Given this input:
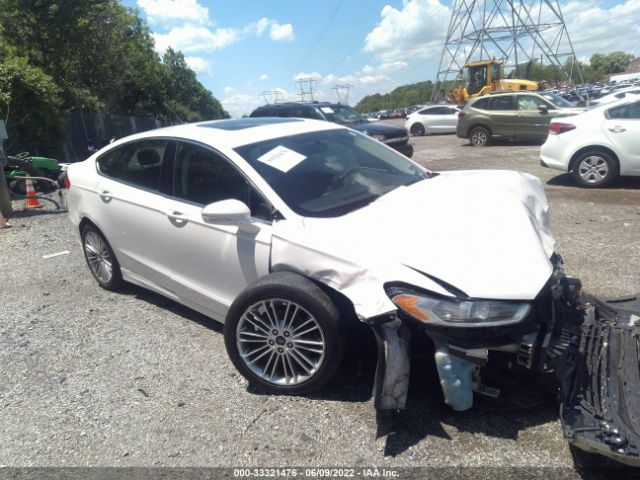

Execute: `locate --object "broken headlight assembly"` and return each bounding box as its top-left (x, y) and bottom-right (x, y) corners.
top-left (389, 289), bottom-right (531, 327)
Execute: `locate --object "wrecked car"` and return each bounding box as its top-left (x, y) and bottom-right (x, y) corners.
top-left (66, 117), bottom-right (640, 467)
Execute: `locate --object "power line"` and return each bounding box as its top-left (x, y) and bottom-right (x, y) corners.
top-left (332, 83), bottom-right (354, 104)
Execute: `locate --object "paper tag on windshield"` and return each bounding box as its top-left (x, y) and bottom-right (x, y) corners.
top-left (320, 107), bottom-right (334, 114)
top-left (257, 145), bottom-right (306, 173)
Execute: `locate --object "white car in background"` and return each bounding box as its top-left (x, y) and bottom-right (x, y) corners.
top-left (405, 105), bottom-right (461, 136)
top-left (540, 95), bottom-right (640, 187)
top-left (590, 85), bottom-right (640, 107)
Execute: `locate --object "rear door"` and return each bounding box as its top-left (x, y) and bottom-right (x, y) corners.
top-left (603, 100), bottom-right (640, 173)
top-left (94, 139), bottom-right (177, 289)
top-left (486, 95), bottom-right (516, 138)
top-left (514, 95), bottom-right (555, 139)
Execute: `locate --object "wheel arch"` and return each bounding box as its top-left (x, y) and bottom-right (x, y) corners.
top-left (269, 264), bottom-right (360, 327)
top-left (568, 145), bottom-right (620, 173)
top-left (467, 123), bottom-right (492, 137)
top-left (78, 216), bottom-right (122, 265)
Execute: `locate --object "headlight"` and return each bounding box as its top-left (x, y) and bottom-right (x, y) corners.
top-left (390, 291), bottom-right (531, 326)
top-left (371, 134), bottom-right (386, 141)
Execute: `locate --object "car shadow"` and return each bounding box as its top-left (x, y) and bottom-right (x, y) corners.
top-left (118, 283), bottom-right (223, 334)
top-left (460, 139), bottom-right (546, 147)
top-left (547, 172), bottom-right (640, 190)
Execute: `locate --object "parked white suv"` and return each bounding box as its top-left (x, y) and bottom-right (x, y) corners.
top-left (540, 95), bottom-right (640, 187)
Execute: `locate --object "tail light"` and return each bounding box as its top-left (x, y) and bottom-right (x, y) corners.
top-left (549, 122), bottom-right (576, 134)
top-left (64, 174), bottom-right (71, 190)
top-left (458, 112), bottom-right (466, 119)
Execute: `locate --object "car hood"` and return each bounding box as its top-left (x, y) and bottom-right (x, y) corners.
top-left (350, 122), bottom-right (408, 138)
top-left (270, 170), bottom-right (555, 319)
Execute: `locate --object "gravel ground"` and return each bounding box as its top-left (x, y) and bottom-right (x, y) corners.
top-left (1, 126), bottom-right (639, 475)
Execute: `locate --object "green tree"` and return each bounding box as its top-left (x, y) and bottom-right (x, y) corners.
top-left (590, 51), bottom-right (635, 76)
top-left (355, 81), bottom-right (434, 112)
top-left (0, 56), bottom-right (62, 154)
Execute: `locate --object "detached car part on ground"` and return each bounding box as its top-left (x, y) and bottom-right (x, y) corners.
top-left (66, 118), bottom-right (639, 468)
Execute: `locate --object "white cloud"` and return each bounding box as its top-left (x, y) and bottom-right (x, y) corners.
top-left (363, 0), bottom-right (451, 62)
top-left (293, 71), bottom-right (322, 81)
top-left (252, 18), bottom-right (295, 42)
top-left (269, 23), bottom-right (294, 42)
top-left (223, 86), bottom-right (235, 95)
top-left (561, 0), bottom-right (640, 57)
top-left (185, 56), bottom-right (212, 76)
top-left (137, 0), bottom-right (210, 25)
top-left (152, 24), bottom-right (239, 53)
top-left (259, 74), bottom-right (269, 81)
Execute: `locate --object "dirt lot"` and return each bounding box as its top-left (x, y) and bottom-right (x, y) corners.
top-left (1, 123), bottom-right (640, 473)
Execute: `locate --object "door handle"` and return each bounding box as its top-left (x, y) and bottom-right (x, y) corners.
top-left (608, 126), bottom-right (626, 133)
top-left (99, 190), bottom-right (112, 202)
top-left (165, 209), bottom-right (188, 223)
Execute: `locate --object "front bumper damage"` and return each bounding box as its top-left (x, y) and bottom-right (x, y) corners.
top-left (370, 266), bottom-right (640, 467)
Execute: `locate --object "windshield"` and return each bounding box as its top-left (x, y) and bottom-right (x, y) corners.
top-left (540, 92), bottom-right (574, 108)
top-left (234, 129), bottom-right (428, 218)
top-left (325, 104), bottom-right (367, 125)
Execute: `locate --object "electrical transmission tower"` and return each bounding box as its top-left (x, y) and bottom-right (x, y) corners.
top-left (262, 90), bottom-right (284, 104)
top-left (332, 84), bottom-right (354, 105)
top-left (296, 77), bottom-right (318, 102)
top-left (433, 0), bottom-right (583, 101)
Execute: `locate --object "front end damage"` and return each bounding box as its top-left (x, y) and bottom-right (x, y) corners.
top-left (370, 259), bottom-right (640, 467)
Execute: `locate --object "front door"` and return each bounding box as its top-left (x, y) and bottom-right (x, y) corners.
top-left (514, 95), bottom-right (555, 139)
top-left (158, 141), bottom-right (273, 319)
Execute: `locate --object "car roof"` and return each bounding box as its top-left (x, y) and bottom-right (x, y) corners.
top-left (103, 117), bottom-right (346, 151)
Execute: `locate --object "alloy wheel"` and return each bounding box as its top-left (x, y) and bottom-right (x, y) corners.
top-left (578, 155), bottom-right (609, 184)
top-left (84, 231), bottom-right (113, 284)
top-left (236, 299), bottom-right (326, 386)
top-left (471, 129), bottom-right (488, 146)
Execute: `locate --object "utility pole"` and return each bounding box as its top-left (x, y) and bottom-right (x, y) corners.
top-left (262, 90), bottom-right (284, 104)
top-left (432, 0), bottom-right (584, 102)
top-left (295, 77), bottom-right (318, 102)
top-left (0, 121), bottom-right (12, 217)
top-left (332, 83), bottom-right (354, 105)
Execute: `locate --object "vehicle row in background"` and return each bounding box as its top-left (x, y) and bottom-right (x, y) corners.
top-left (250, 102), bottom-right (413, 158)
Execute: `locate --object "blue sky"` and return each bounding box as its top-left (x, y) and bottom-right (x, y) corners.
top-left (123, 0), bottom-right (640, 117)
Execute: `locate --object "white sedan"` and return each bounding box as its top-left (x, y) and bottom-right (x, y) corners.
top-left (590, 85), bottom-right (640, 107)
top-left (404, 105), bottom-right (461, 136)
top-left (67, 117), bottom-right (557, 409)
top-left (540, 95), bottom-right (640, 187)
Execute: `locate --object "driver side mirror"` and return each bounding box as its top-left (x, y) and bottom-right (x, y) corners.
top-left (538, 105), bottom-right (549, 114)
top-left (201, 199), bottom-right (251, 224)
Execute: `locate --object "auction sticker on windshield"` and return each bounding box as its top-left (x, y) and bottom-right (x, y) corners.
top-left (257, 145), bottom-right (306, 173)
top-left (320, 107), bottom-right (334, 114)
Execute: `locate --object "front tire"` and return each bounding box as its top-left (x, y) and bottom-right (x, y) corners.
top-left (571, 150), bottom-right (618, 188)
top-left (469, 126), bottom-right (490, 146)
top-left (224, 272), bottom-right (344, 395)
top-left (81, 225), bottom-right (123, 290)
top-left (410, 123), bottom-right (426, 136)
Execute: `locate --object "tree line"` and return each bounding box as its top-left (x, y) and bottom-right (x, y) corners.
top-left (355, 51), bottom-right (636, 113)
top-left (0, 0), bottom-right (228, 156)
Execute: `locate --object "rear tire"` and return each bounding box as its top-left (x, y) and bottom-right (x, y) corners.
top-left (469, 126), bottom-right (490, 146)
top-left (224, 272), bottom-right (344, 395)
top-left (81, 225), bottom-right (123, 290)
top-left (410, 123), bottom-right (426, 136)
top-left (571, 150), bottom-right (618, 188)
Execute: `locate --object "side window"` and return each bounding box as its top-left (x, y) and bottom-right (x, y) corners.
top-left (98, 139), bottom-right (168, 191)
top-left (517, 95), bottom-right (550, 110)
top-left (173, 142), bottom-right (272, 221)
top-left (302, 108), bottom-right (323, 119)
top-left (488, 96), bottom-right (515, 110)
top-left (429, 107), bottom-right (449, 115)
top-left (417, 108), bottom-right (432, 115)
top-left (606, 101), bottom-right (640, 119)
top-left (472, 98), bottom-right (489, 109)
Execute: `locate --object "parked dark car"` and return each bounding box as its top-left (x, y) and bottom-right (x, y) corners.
top-left (250, 102), bottom-right (413, 157)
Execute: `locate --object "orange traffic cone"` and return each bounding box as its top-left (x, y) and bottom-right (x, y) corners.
top-left (25, 175), bottom-right (42, 209)
top-left (0, 210), bottom-right (10, 228)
